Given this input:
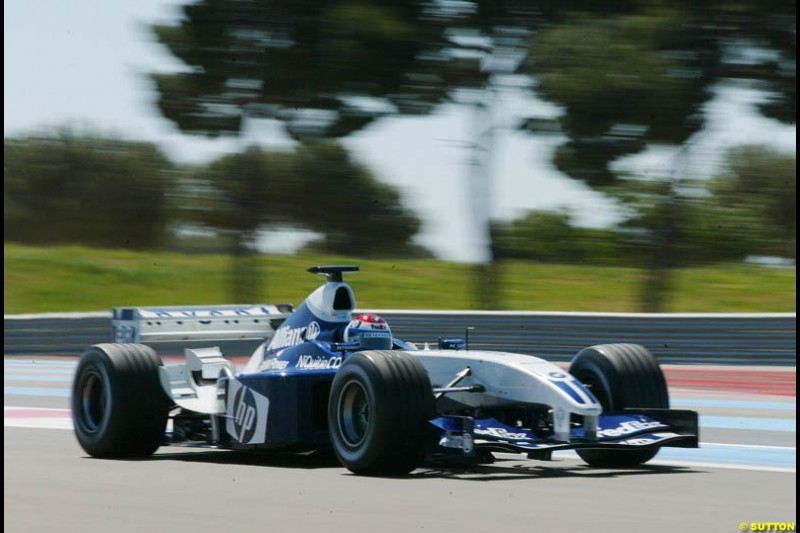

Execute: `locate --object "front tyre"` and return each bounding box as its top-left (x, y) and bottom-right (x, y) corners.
top-left (569, 343), bottom-right (669, 467)
top-left (328, 350), bottom-right (435, 476)
top-left (71, 343), bottom-right (170, 458)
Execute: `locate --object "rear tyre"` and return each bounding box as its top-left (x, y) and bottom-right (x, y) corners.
top-left (328, 350), bottom-right (435, 476)
top-left (71, 343), bottom-right (170, 458)
top-left (569, 343), bottom-right (668, 467)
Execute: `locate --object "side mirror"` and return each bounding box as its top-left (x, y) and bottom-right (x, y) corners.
top-left (438, 338), bottom-right (466, 350)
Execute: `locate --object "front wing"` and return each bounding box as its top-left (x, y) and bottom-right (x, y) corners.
top-left (432, 409), bottom-right (698, 456)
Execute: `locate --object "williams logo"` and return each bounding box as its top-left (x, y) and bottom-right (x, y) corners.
top-left (225, 379), bottom-right (270, 444)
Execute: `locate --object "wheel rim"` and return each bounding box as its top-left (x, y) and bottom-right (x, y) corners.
top-left (78, 368), bottom-right (107, 433)
top-left (337, 380), bottom-right (370, 447)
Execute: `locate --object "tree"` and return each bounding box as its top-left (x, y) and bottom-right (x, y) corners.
top-left (492, 210), bottom-right (625, 265)
top-left (186, 146), bottom-right (294, 300)
top-left (4, 129), bottom-right (173, 249)
top-left (525, 9), bottom-right (715, 310)
top-left (150, 1), bottom-right (796, 309)
top-left (523, 1), bottom-right (795, 310)
top-left (527, 8), bottom-right (717, 186)
top-left (704, 146), bottom-right (796, 259)
top-left (710, 0), bottom-right (796, 125)
top-left (150, 0), bottom-right (485, 141)
top-left (291, 142), bottom-right (425, 257)
top-left (606, 146), bottom-right (795, 280)
top-left (183, 142), bottom-right (426, 300)
top-left (151, 0), bottom-right (488, 301)
top-left (526, 1), bottom-right (795, 185)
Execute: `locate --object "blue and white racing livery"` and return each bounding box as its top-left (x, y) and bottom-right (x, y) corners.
top-left (71, 266), bottom-right (698, 474)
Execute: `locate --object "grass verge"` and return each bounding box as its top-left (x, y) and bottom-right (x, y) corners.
top-left (4, 243), bottom-right (795, 314)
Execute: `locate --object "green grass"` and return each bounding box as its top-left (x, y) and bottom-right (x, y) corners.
top-left (4, 243), bottom-right (795, 314)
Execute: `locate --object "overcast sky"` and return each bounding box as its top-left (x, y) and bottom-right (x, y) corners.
top-left (5, 0), bottom-right (796, 262)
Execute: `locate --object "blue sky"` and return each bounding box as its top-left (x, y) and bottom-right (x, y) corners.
top-left (5, 0), bottom-right (796, 261)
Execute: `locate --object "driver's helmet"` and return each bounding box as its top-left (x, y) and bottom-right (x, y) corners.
top-left (344, 313), bottom-right (393, 350)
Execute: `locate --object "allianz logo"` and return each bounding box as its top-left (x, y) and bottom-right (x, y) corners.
top-left (270, 321), bottom-right (321, 349)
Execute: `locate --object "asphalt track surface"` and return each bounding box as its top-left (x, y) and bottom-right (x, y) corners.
top-left (5, 357), bottom-right (796, 533)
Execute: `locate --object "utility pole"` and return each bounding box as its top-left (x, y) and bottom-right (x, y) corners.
top-left (467, 73), bottom-right (499, 309)
top-left (467, 39), bottom-right (527, 310)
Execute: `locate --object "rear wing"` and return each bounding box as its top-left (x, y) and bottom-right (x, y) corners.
top-left (112, 304), bottom-right (293, 344)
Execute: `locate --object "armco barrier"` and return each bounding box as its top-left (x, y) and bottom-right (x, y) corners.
top-left (374, 311), bottom-right (796, 366)
top-left (3, 311), bottom-right (796, 365)
top-left (4, 312), bottom-right (111, 357)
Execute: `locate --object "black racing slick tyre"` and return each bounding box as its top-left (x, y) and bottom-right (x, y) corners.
top-left (328, 350), bottom-right (435, 476)
top-left (569, 343), bottom-right (669, 467)
top-left (71, 343), bottom-right (170, 458)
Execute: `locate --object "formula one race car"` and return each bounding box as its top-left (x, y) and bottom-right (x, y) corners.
top-left (71, 266), bottom-right (698, 475)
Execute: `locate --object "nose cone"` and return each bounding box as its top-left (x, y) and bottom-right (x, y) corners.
top-left (546, 371), bottom-right (602, 414)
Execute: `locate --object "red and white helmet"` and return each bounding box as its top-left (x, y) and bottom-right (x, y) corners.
top-left (344, 313), bottom-right (393, 350)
